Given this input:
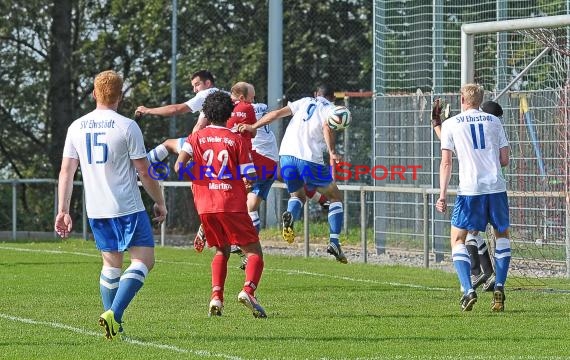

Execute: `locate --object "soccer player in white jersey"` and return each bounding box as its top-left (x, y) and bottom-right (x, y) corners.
top-left (436, 83), bottom-right (511, 312)
top-left (136, 70), bottom-right (219, 163)
top-left (433, 100), bottom-right (504, 292)
top-left (55, 70), bottom-right (167, 339)
top-left (239, 84), bottom-right (347, 264)
top-left (244, 102), bottom-right (279, 231)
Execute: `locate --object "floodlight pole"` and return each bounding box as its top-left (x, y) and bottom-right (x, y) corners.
top-left (266, 0), bottom-right (283, 227)
top-left (170, 0), bottom-right (177, 139)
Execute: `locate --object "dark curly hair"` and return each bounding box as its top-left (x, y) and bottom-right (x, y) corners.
top-left (202, 91), bottom-right (233, 126)
top-left (481, 100), bottom-right (503, 118)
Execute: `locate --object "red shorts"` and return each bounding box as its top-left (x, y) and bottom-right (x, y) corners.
top-left (252, 150), bottom-right (277, 180)
top-left (200, 212), bottom-right (259, 248)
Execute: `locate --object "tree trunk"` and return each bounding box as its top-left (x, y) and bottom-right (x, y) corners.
top-left (48, 0), bottom-right (73, 177)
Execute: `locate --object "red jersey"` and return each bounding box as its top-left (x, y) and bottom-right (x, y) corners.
top-left (228, 101), bottom-right (256, 146)
top-left (227, 100), bottom-right (276, 179)
top-left (185, 125), bottom-right (255, 214)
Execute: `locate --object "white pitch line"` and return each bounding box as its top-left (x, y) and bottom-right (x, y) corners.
top-left (0, 245), bottom-right (448, 291)
top-left (0, 246), bottom-right (202, 266)
top-left (0, 246), bottom-right (100, 258)
top-left (0, 313), bottom-right (243, 360)
top-left (267, 268), bottom-right (448, 291)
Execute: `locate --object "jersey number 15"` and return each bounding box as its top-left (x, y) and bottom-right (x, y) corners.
top-left (86, 132), bottom-right (108, 164)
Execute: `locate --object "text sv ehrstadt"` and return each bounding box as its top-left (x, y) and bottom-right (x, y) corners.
top-left (174, 162), bottom-right (421, 181)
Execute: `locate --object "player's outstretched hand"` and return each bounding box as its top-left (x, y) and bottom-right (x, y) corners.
top-left (152, 203), bottom-right (167, 225)
top-left (54, 213), bottom-right (73, 238)
top-left (135, 106), bottom-right (149, 119)
top-left (134, 111), bottom-right (143, 122)
top-left (431, 98), bottom-right (450, 128)
top-left (329, 153), bottom-right (342, 165)
top-left (243, 178), bottom-right (253, 192)
top-left (435, 198), bottom-right (447, 213)
top-left (237, 123), bottom-right (254, 134)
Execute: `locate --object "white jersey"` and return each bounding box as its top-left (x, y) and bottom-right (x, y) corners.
top-left (252, 103), bottom-right (279, 162)
top-left (279, 96), bottom-right (334, 164)
top-left (184, 87), bottom-right (219, 112)
top-left (62, 109), bottom-right (147, 218)
top-left (440, 108), bottom-right (509, 195)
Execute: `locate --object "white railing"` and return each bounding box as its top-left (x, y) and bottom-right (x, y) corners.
top-left (1, 178), bottom-right (568, 276)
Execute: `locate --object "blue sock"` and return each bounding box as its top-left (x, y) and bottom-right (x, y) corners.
top-left (494, 237), bottom-right (511, 288)
top-left (287, 197), bottom-right (304, 221)
top-left (452, 244), bottom-right (472, 294)
top-left (249, 211), bottom-right (260, 233)
top-left (99, 266), bottom-right (121, 310)
top-left (111, 262), bottom-right (149, 323)
top-left (328, 202), bottom-right (343, 246)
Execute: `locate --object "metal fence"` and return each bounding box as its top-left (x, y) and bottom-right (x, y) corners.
top-left (1, 178), bottom-right (568, 279)
top-left (373, 90), bottom-right (570, 279)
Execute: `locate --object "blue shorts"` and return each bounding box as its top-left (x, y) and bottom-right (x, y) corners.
top-left (251, 177), bottom-right (275, 200)
top-left (279, 155), bottom-right (332, 193)
top-left (451, 192), bottom-right (510, 233)
top-left (89, 210), bottom-right (155, 252)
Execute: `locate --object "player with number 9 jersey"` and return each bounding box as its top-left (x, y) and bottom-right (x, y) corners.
top-left (279, 96), bottom-right (334, 164)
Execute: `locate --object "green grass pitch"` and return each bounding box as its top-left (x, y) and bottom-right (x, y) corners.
top-left (1, 239), bottom-right (570, 359)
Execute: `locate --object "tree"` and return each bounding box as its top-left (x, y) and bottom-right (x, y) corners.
top-left (48, 0), bottom-right (72, 176)
top-left (0, 0), bottom-right (374, 234)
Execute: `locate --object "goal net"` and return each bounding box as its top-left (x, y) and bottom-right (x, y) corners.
top-left (462, 16), bottom-right (570, 285)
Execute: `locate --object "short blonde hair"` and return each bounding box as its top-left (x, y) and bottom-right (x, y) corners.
top-left (460, 83), bottom-right (484, 108)
top-left (94, 70), bottom-right (123, 106)
top-left (231, 81), bottom-right (251, 99)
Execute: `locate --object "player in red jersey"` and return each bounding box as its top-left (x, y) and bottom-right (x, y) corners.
top-left (225, 82), bottom-right (279, 268)
top-left (175, 91), bottom-right (267, 318)
top-left (227, 82), bottom-right (277, 181)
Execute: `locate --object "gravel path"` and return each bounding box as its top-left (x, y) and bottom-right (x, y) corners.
top-left (164, 235), bottom-right (568, 279)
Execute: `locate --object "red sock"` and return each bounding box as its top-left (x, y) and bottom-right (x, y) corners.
top-left (243, 253), bottom-right (264, 296)
top-left (305, 186), bottom-right (316, 199)
top-left (211, 254), bottom-right (228, 301)
top-left (318, 193), bottom-right (329, 205)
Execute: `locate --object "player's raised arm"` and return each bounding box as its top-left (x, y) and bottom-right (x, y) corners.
top-left (239, 106), bottom-right (292, 134)
top-left (135, 103), bottom-right (191, 118)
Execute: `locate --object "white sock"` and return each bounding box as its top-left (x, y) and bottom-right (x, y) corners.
top-left (147, 144), bottom-right (169, 163)
top-left (309, 191), bottom-right (323, 203)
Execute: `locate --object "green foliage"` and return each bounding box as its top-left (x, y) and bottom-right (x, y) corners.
top-left (0, 0), bottom-right (374, 234)
top-left (1, 0), bottom-right (373, 176)
top-left (2, 240), bottom-right (570, 359)
top-left (284, 0), bottom-right (372, 99)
